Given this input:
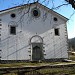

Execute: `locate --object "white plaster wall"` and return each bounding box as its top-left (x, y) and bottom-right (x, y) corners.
top-left (0, 3), bottom-right (68, 60)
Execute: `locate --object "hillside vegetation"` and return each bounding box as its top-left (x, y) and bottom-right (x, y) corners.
top-left (69, 37), bottom-right (75, 51)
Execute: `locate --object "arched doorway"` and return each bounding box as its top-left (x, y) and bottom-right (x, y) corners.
top-left (29, 34), bottom-right (45, 61)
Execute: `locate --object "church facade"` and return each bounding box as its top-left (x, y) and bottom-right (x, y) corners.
top-left (0, 2), bottom-right (68, 61)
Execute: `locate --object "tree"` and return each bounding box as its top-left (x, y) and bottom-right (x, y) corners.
top-left (65, 0), bottom-right (75, 9)
top-left (69, 38), bottom-right (75, 51)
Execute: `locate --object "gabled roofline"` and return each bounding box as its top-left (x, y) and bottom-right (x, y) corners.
top-left (37, 2), bottom-right (68, 21)
top-left (0, 2), bottom-right (68, 21)
top-left (0, 2), bottom-right (36, 14)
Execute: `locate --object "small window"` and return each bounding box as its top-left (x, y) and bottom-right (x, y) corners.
top-left (0, 24), bottom-right (2, 26)
top-left (54, 28), bottom-right (59, 36)
top-left (10, 13), bottom-right (16, 18)
top-left (53, 17), bottom-right (58, 21)
top-left (31, 8), bottom-right (40, 18)
top-left (0, 19), bottom-right (2, 21)
top-left (10, 26), bottom-right (16, 35)
top-left (33, 10), bottom-right (39, 17)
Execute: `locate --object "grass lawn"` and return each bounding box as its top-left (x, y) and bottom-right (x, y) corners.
top-left (0, 54), bottom-right (75, 75)
top-left (69, 55), bottom-right (75, 61)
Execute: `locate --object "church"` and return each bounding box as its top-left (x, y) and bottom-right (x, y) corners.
top-left (0, 2), bottom-right (68, 61)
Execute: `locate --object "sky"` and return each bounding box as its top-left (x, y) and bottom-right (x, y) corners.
top-left (0, 0), bottom-right (75, 39)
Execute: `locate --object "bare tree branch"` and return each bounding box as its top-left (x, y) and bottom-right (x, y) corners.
top-left (52, 3), bottom-right (69, 10)
top-left (69, 11), bottom-right (75, 19)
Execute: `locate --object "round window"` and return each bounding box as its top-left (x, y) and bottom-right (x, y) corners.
top-left (53, 17), bottom-right (58, 21)
top-left (31, 8), bottom-right (40, 18)
top-left (10, 13), bottom-right (16, 18)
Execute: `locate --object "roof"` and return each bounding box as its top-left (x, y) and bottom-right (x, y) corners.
top-left (0, 2), bottom-right (68, 21)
